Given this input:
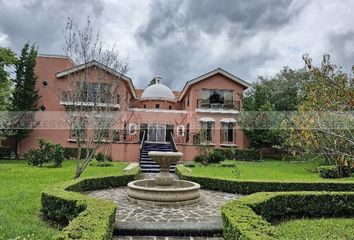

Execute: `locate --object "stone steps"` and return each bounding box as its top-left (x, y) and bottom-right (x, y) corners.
top-left (140, 143), bottom-right (177, 173)
top-left (114, 221), bottom-right (224, 237)
top-left (114, 236), bottom-right (224, 240)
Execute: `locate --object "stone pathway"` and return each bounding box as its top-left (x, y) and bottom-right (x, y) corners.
top-left (88, 187), bottom-right (238, 224)
top-left (113, 236), bottom-right (224, 240)
top-left (86, 174), bottom-right (241, 238)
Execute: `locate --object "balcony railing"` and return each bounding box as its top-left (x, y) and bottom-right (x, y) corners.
top-left (197, 99), bottom-right (240, 111)
top-left (61, 92), bottom-right (120, 108)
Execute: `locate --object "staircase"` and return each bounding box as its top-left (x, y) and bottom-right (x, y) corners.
top-left (140, 142), bottom-right (177, 173)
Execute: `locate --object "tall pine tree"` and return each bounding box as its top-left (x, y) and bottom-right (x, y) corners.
top-left (11, 43), bottom-right (39, 156)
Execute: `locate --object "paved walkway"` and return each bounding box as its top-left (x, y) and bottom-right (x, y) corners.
top-left (113, 237), bottom-right (224, 240)
top-left (86, 174), bottom-right (241, 238)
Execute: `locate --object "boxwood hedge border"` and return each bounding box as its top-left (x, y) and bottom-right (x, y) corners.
top-left (176, 165), bottom-right (354, 194)
top-left (41, 167), bottom-right (140, 240)
top-left (222, 191), bottom-right (354, 240)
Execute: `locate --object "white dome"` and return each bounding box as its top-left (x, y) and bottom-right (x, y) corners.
top-left (141, 83), bottom-right (175, 100)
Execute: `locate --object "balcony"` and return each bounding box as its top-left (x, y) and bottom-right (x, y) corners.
top-left (60, 92), bottom-right (120, 109)
top-left (196, 99), bottom-right (240, 113)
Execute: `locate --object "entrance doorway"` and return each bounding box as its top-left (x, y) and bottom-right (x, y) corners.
top-left (148, 124), bottom-right (165, 142)
top-left (146, 123), bottom-right (174, 142)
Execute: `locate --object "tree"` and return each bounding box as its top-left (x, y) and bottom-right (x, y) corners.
top-left (243, 67), bottom-right (309, 149)
top-left (194, 131), bottom-right (214, 165)
top-left (10, 43), bottom-right (39, 155)
top-left (59, 18), bottom-right (128, 178)
top-left (0, 47), bottom-right (17, 145)
top-left (286, 54), bottom-right (354, 177)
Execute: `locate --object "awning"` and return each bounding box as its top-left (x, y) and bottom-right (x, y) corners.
top-left (220, 118), bottom-right (236, 123)
top-left (199, 117), bottom-right (215, 122)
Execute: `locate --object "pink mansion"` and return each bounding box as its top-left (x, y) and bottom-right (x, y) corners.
top-left (11, 54), bottom-right (251, 171)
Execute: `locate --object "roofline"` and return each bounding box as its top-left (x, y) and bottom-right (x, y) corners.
top-left (37, 53), bottom-right (71, 59)
top-left (178, 68), bottom-right (251, 101)
top-left (55, 60), bottom-right (137, 99)
top-left (138, 97), bottom-right (177, 102)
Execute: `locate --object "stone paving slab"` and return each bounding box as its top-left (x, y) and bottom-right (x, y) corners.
top-left (86, 173), bottom-right (241, 237)
top-left (113, 236), bottom-right (224, 240)
top-left (87, 187), bottom-right (241, 236)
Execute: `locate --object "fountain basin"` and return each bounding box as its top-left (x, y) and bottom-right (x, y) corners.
top-left (127, 179), bottom-right (201, 206)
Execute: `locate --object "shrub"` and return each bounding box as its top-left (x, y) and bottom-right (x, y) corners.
top-left (41, 167), bottom-right (140, 239)
top-left (24, 149), bottom-right (42, 166)
top-left (63, 148), bottom-right (93, 159)
top-left (318, 165), bottom-right (339, 178)
top-left (89, 159), bottom-right (113, 167)
top-left (106, 156), bottom-right (113, 162)
top-left (183, 162), bottom-right (196, 168)
top-left (318, 165), bottom-right (352, 179)
top-left (233, 149), bottom-right (262, 161)
top-left (52, 144), bottom-right (65, 167)
top-left (0, 147), bottom-right (11, 158)
top-left (25, 139), bottom-right (64, 167)
top-left (193, 155), bottom-right (204, 163)
top-left (214, 148), bottom-right (234, 160)
top-left (208, 150), bottom-right (225, 164)
top-left (95, 152), bottom-right (105, 162)
top-left (222, 192), bottom-right (354, 240)
top-left (176, 165), bottom-right (354, 194)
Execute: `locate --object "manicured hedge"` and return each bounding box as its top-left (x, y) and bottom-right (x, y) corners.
top-left (63, 148), bottom-right (93, 159)
top-left (215, 148), bottom-right (262, 161)
top-left (222, 191), bottom-right (354, 240)
top-left (318, 165), bottom-right (352, 179)
top-left (41, 167), bottom-right (140, 240)
top-left (176, 165), bottom-right (354, 194)
top-left (234, 149), bottom-right (261, 161)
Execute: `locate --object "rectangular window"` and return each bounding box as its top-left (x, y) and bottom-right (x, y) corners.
top-left (221, 122), bottom-right (235, 144)
top-left (201, 89), bottom-right (233, 109)
top-left (201, 121), bottom-right (213, 142)
top-left (76, 82), bottom-right (112, 103)
top-left (155, 104), bottom-right (160, 109)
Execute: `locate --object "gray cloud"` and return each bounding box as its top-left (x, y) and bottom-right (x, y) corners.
top-left (0, 0), bottom-right (104, 53)
top-left (0, 0), bottom-right (353, 90)
top-left (328, 30), bottom-right (354, 73)
top-left (135, 0), bottom-right (305, 88)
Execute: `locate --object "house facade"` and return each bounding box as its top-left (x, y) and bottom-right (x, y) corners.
top-left (15, 54), bottom-right (251, 163)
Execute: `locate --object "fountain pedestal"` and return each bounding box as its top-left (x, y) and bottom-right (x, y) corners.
top-left (127, 151), bottom-right (200, 206)
top-left (149, 151), bottom-right (181, 186)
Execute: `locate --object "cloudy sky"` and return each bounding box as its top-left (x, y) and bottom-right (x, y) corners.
top-left (0, 0), bottom-right (353, 89)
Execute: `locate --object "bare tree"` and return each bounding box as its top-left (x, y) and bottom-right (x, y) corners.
top-left (194, 130), bottom-right (214, 165)
top-left (58, 17), bottom-right (129, 178)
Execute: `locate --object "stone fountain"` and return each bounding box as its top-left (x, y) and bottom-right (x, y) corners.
top-left (127, 151), bottom-right (200, 206)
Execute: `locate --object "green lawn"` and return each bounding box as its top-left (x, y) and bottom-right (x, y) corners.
top-left (186, 160), bottom-right (354, 182)
top-left (276, 218), bottom-right (354, 240)
top-left (0, 160), bottom-right (128, 240)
